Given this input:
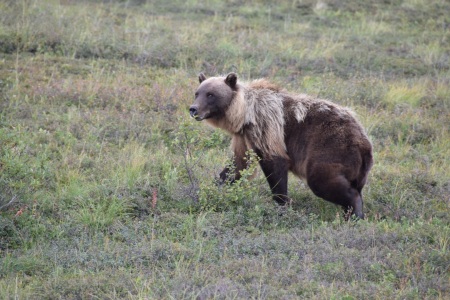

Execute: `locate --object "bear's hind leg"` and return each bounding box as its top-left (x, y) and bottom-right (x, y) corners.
top-left (343, 190), bottom-right (364, 220)
top-left (308, 172), bottom-right (364, 219)
top-left (258, 156), bottom-right (290, 206)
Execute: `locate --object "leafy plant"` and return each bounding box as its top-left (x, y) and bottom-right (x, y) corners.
top-left (198, 150), bottom-right (261, 211)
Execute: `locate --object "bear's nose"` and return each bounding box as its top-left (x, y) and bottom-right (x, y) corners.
top-left (189, 106), bottom-right (198, 117)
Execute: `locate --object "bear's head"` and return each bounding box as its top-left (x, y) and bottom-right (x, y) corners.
top-left (189, 73), bottom-right (238, 121)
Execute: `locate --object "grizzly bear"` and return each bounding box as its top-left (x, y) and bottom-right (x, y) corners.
top-left (189, 73), bottom-right (373, 219)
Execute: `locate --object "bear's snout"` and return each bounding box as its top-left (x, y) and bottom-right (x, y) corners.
top-left (189, 106), bottom-right (200, 120)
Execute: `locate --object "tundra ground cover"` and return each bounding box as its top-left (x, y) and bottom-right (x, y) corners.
top-left (0, 0), bottom-right (449, 299)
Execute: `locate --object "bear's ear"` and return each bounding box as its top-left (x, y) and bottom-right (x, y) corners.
top-left (225, 73), bottom-right (237, 89)
top-left (198, 73), bottom-right (207, 83)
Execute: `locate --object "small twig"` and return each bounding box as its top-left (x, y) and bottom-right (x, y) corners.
top-left (0, 195), bottom-right (17, 211)
top-left (177, 137), bottom-right (202, 201)
top-left (152, 187), bottom-right (157, 209)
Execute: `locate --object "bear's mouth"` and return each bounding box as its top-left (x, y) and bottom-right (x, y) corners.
top-left (190, 111), bottom-right (209, 121)
top-left (189, 111), bottom-right (204, 121)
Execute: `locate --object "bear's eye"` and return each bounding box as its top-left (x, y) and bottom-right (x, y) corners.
top-left (207, 93), bottom-right (214, 98)
top-left (195, 92), bottom-right (199, 98)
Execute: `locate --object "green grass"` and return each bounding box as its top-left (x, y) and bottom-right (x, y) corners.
top-left (1, 0), bottom-right (449, 299)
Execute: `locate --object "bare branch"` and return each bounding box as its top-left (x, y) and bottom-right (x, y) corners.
top-left (0, 195), bottom-right (17, 211)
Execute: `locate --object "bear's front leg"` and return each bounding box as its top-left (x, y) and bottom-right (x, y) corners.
top-left (218, 134), bottom-right (249, 184)
top-left (219, 166), bottom-right (236, 184)
top-left (258, 155), bottom-right (291, 206)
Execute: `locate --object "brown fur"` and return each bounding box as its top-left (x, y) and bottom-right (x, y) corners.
top-left (189, 73), bottom-right (373, 218)
top-left (249, 79), bottom-right (284, 92)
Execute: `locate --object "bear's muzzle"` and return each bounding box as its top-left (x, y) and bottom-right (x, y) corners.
top-left (189, 106), bottom-right (203, 121)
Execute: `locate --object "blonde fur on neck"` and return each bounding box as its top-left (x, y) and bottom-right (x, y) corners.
top-left (243, 83), bottom-right (288, 158)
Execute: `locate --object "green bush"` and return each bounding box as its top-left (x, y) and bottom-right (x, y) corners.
top-left (198, 150), bottom-right (261, 211)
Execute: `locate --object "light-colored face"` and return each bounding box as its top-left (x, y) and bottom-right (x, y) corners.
top-left (189, 73), bottom-right (237, 121)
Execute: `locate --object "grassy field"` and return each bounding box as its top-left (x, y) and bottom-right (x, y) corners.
top-left (0, 0), bottom-right (449, 299)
